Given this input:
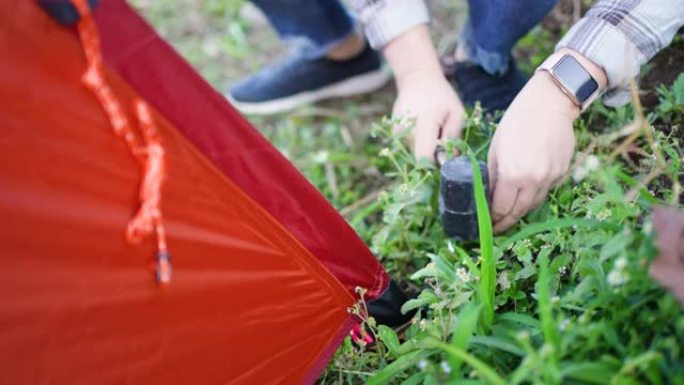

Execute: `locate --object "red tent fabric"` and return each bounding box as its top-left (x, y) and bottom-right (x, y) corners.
top-left (0, 1), bottom-right (388, 383)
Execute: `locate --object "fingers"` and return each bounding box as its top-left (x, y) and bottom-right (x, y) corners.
top-left (413, 115), bottom-right (440, 161)
top-left (487, 149), bottom-right (498, 199)
top-left (491, 166), bottom-right (567, 233)
top-left (441, 110), bottom-right (463, 145)
top-left (492, 185), bottom-right (537, 233)
top-left (490, 171), bottom-right (520, 224)
top-left (415, 109), bottom-right (464, 161)
top-left (530, 183), bottom-right (551, 213)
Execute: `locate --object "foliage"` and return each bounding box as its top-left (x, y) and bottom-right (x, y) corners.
top-left (322, 78), bottom-right (684, 384)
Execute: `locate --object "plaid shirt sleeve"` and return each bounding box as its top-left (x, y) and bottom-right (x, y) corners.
top-left (349, 0), bottom-right (430, 49)
top-left (556, 0), bottom-right (684, 106)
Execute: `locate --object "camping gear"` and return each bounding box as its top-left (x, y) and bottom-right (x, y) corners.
top-left (436, 149), bottom-right (490, 241)
top-left (0, 1), bottom-right (400, 383)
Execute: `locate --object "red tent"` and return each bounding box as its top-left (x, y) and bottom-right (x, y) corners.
top-left (0, 0), bottom-right (391, 383)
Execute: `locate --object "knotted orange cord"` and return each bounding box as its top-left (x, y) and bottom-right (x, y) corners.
top-left (71, 0), bottom-right (171, 285)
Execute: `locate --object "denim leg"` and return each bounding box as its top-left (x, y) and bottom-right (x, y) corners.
top-left (250, 0), bottom-right (355, 59)
top-left (461, 0), bottom-right (558, 75)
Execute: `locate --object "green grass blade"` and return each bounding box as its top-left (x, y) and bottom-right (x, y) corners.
top-left (470, 336), bottom-right (525, 357)
top-left (449, 303), bottom-right (481, 379)
top-left (500, 218), bottom-right (620, 250)
top-left (423, 338), bottom-right (506, 385)
top-left (537, 248), bottom-right (560, 364)
top-left (560, 361), bottom-right (618, 384)
top-left (365, 350), bottom-right (432, 385)
top-left (468, 152), bottom-right (496, 329)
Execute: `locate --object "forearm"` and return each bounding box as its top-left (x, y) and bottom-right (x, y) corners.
top-left (381, 25), bottom-right (443, 88)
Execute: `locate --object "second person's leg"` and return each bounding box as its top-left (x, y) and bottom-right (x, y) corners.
top-left (452, 0), bottom-right (558, 111)
top-left (462, 0), bottom-right (558, 75)
top-left (227, 0), bottom-right (390, 115)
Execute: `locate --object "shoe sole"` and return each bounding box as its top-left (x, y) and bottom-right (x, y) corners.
top-left (227, 67), bottom-right (392, 115)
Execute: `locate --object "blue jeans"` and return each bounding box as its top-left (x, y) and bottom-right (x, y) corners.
top-left (251, 0), bottom-right (558, 74)
top-left (250, 0), bottom-right (356, 59)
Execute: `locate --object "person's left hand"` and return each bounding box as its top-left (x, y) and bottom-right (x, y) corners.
top-left (487, 72), bottom-right (581, 233)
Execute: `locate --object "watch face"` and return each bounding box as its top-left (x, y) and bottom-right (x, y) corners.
top-left (553, 55), bottom-right (598, 103)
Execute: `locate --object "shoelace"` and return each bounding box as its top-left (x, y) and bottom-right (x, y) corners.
top-left (71, 0), bottom-right (171, 286)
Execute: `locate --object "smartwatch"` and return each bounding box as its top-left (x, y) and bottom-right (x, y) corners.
top-left (536, 52), bottom-right (601, 112)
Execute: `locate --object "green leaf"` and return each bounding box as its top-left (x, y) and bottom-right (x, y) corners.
top-left (669, 72), bottom-right (684, 103)
top-left (470, 336), bottom-right (525, 357)
top-left (422, 338), bottom-right (506, 385)
top-left (468, 152), bottom-right (496, 329)
top-left (500, 218), bottom-right (620, 250)
top-left (599, 231), bottom-right (632, 262)
top-left (365, 350), bottom-right (433, 385)
top-left (377, 325), bottom-right (401, 357)
top-left (514, 264), bottom-right (536, 281)
top-left (400, 372), bottom-right (425, 385)
top-left (537, 248), bottom-right (561, 364)
top-left (423, 373), bottom-right (438, 385)
top-left (401, 291), bottom-right (439, 314)
top-left (449, 303), bottom-right (481, 378)
top-left (560, 361), bottom-right (618, 384)
top-left (498, 312), bottom-right (541, 329)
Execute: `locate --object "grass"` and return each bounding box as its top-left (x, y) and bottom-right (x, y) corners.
top-left (137, 1), bottom-right (684, 384)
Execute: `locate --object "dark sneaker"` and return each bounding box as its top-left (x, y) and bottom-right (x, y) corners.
top-left (444, 56), bottom-right (528, 112)
top-left (227, 44), bottom-right (391, 115)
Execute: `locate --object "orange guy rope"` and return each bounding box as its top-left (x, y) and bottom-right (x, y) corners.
top-left (71, 0), bottom-right (171, 285)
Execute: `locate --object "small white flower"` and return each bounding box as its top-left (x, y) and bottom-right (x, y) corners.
top-left (615, 257), bottom-right (628, 270)
top-left (456, 267), bottom-right (470, 283)
top-left (573, 168), bottom-right (588, 183)
top-left (585, 155), bottom-right (600, 171)
top-left (573, 155), bottom-right (601, 182)
top-left (379, 147), bottom-right (391, 157)
top-left (312, 150), bottom-right (329, 163)
top-left (595, 209), bottom-right (611, 221)
top-left (419, 320), bottom-right (428, 331)
top-left (417, 360), bottom-right (428, 371)
top-left (642, 221), bottom-right (653, 234)
top-left (607, 270), bottom-right (628, 286)
top-left (447, 240), bottom-right (455, 254)
top-left (516, 331), bottom-right (530, 340)
top-left (559, 319), bottom-right (570, 331)
top-left (440, 361), bottom-right (452, 374)
top-left (540, 343), bottom-right (555, 356)
top-left (398, 183), bottom-right (413, 196)
top-left (559, 266), bottom-right (568, 275)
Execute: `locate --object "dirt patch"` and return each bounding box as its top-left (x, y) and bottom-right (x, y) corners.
top-left (641, 38), bottom-right (684, 109)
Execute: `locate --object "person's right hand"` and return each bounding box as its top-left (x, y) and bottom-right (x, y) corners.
top-left (392, 69), bottom-right (465, 161)
top-left (487, 72), bottom-right (580, 233)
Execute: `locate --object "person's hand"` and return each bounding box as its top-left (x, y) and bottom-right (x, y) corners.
top-left (487, 72), bottom-right (581, 233)
top-left (381, 25), bottom-right (464, 161)
top-left (392, 70), bottom-right (465, 160)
